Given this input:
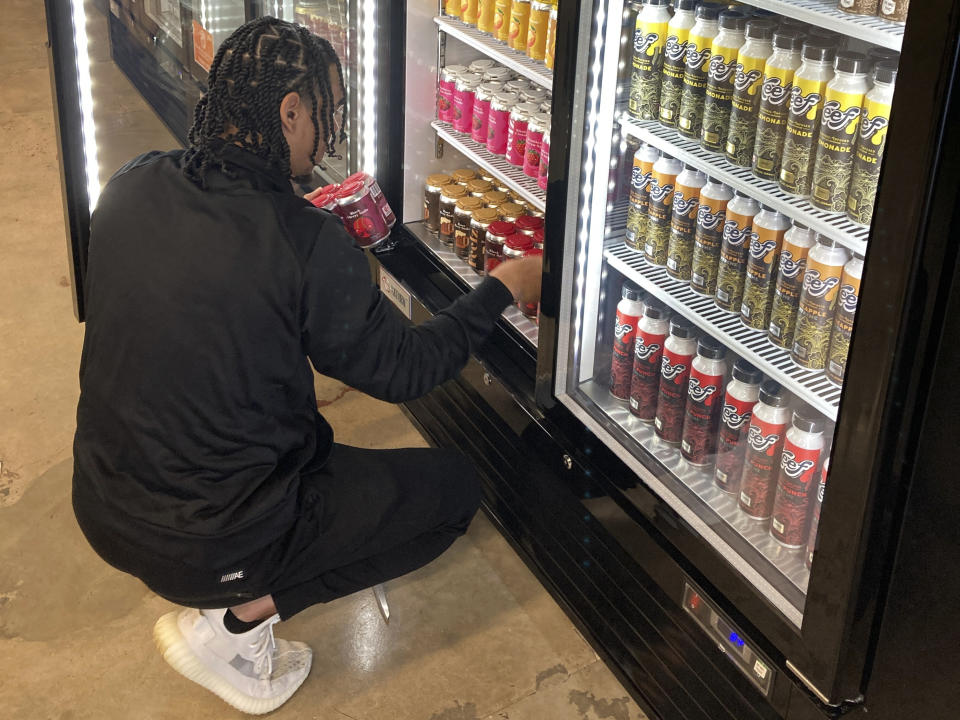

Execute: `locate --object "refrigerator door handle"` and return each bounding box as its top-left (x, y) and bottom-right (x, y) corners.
top-left (786, 659), bottom-right (835, 707)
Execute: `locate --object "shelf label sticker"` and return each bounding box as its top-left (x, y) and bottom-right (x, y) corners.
top-left (379, 267), bottom-right (413, 320)
top-left (193, 21), bottom-right (214, 72)
top-left (754, 659), bottom-right (769, 680)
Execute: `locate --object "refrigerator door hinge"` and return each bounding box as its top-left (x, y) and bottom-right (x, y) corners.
top-left (786, 660), bottom-right (834, 707)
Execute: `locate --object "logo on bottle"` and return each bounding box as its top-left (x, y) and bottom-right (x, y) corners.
top-left (822, 100), bottom-right (862, 134)
top-left (747, 424), bottom-right (780, 453)
top-left (789, 87), bottom-right (822, 118)
top-left (687, 377), bottom-right (718, 403)
top-left (760, 76), bottom-right (791, 106)
top-left (733, 67), bottom-right (763, 93)
top-left (697, 205), bottom-right (725, 231)
top-left (778, 249), bottom-right (804, 279)
top-left (749, 238), bottom-right (779, 260)
top-left (649, 181), bottom-right (675, 204)
top-left (780, 449), bottom-right (816, 478)
top-left (665, 37), bottom-right (688, 63)
top-left (859, 114), bottom-right (888, 143)
top-left (838, 283), bottom-right (858, 313)
top-left (635, 31), bottom-right (660, 55)
top-left (708, 55), bottom-right (737, 83)
top-left (673, 192), bottom-right (699, 216)
top-left (661, 357), bottom-right (688, 381)
top-left (722, 403), bottom-right (751, 430)
top-left (686, 46), bottom-right (712, 71)
top-left (722, 220), bottom-right (757, 248)
top-left (635, 340), bottom-right (662, 361)
top-left (631, 166), bottom-right (653, 191)
top-left (614, 320), bottom-right (635, 340)
top-left (803, 269), bottom-right (841, 298)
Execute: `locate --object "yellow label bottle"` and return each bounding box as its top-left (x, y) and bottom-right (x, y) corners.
top-left (629, 0), bottom-right (671, 121)
top-left (724, 19), bottom-right (773, 166)
top-left (677, 7), bottom-right (719, 140)
top-left (461, 0), bottom-right (479, 25)
top-left (494, 0), bottom-right (512, 42)
top-left (779, 48), bottom-right (834, 198)
top-left (701, 14), bottom-right (745, 152)
top-left (751, 36), bottom-right (802, 181)
top-left (527, 1), bottom-right (551, 61)
top-left (478, 0), bottom-right (497, 32)
top-left (846, 63), bottom-right (896, 225)
top-left (509, 0), bottom-right (532, 52)
top-left (658, 0), bottom-right (698, 127)
top-left (446, 0), bottom-right (461, 18)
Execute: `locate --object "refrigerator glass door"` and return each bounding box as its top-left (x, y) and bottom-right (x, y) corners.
top-left (553, 0), bottom-right (906, 630)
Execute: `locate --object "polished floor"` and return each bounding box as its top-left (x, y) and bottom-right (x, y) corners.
top-left (0, 1), bottom-right (647, 718)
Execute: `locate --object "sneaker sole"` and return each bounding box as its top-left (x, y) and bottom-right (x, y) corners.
top-left (153, 611), bottom-right (311, 715)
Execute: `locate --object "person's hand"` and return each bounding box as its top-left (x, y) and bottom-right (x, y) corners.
top-left (490, 256), bottom-right (542, 306)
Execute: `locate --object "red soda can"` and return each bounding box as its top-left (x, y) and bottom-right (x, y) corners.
top-left (770, 408), bottom-right (825, 547)
top-left (680, 338), bottom-right (727, 467)
top-left (335, 180), bottom-right (392, 248)
top-left (805, 458), bottom-right (829, 570)
top-left (506, 103), bottom-right (537, 167)
top-left (346, 171), bottom-right (396, 228)
top-left (654, 317), bottom-right (697, 443)
top-left (484, 220), bottom-right (515, 273)
top-left (629, 298), bottom-right (669, 421)
top-left (524, 112), bottom-right (549, 179)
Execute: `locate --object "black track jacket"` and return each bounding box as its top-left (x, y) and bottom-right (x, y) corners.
top-left (72, 147), bottom-right (513, 567)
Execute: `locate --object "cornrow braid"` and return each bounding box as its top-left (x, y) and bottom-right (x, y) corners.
top-left (183, 16), bottom-right (345, 188)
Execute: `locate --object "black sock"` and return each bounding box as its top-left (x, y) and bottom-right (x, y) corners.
top-left (223, 609), bottom-right (265, 634)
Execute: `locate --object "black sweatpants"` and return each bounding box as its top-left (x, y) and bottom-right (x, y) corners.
top-left (76, 444), bottom-right (482, 620)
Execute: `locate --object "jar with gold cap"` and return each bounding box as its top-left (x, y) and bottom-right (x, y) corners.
top-left (423, 174), bottom-right (453, 233)
top-left (483, 189), bottom-right (510, 208)
top-left (499, 201), bottom-right (526, 224)
top-left (454, 197), bottom-right (484, 259)
top-left (469, 207), bottom-right (500, 273)
top-left (452, 168), bottom-right (478, 186)
top-left (466, 178), bottom-right (494, 197)
top-left (439, 184), bottom-right (468, 245)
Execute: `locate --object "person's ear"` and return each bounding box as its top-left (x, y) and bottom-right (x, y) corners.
top-left (279, 91), bottom-right (302, 135)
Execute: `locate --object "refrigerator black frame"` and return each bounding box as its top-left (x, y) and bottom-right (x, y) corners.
top-left (536, 0), bottom-right (960, 707)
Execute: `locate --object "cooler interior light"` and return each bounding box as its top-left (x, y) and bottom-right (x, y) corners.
top-left (359, 0), bottom-right (377, 176)
top-left (70, 0), bottom-right (100, 210)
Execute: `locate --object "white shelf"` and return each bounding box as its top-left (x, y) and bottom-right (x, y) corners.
top-left (620, 116), bottom-right (869, 258)
top-left (407, 222), bottom-right (539, 347)
top-left (435, 15), bottom-right (554, 90)
top-left (582, 381), bottom-right (810, 603)
top-left (736, 0), bottom-right (904, 51)
top-left (433, 120), bottom-right (547, 212)
top-left (604, 239), bottom-right (843, 420)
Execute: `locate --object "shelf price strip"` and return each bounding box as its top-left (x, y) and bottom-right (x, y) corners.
top-left (604, 240), bottom-right (843, 419)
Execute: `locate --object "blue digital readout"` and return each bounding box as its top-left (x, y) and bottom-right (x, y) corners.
top-left (728, 631), bottom-right (746, 648)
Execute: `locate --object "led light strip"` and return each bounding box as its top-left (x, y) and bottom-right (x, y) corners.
top-left (70, 0), bottom-right (100, 210)
top-left (359, 0), bottom-right (377, 176)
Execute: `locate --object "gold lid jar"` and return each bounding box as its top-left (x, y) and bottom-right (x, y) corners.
top-left (482, 190), bottom-right (510, 208)
top-left (452, 168), bottom-right (478, 185)
top-left (466, 178), bottom-right (494, 197)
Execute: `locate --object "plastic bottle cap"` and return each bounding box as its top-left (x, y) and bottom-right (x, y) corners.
top-left (732, 359), bottom-right (763, 385)
top-left (643, 297), bottom-right (667, 319)
top-left (669, 316), bottom-right (695, 338)
top-left (745, 18), bottom-right (775, 40)
top-left (792, 406), bottom-right (825, 434)
top-left (759, 380), bottom-right (789, 407)
top-left (773, 31), bottom-right (804, 52)
top-left (835, 51), bottom-right (869, 75)
top-left (695, 4), bottom-right (721, 21)
top-left (874, 60), bottom-right (898, 85)
top-left (622, 282), bottom-right (642, 302)
top-left (675, 0), bottom-right (698, 11)
top-left (697, 337), bottom-right (726, 360)
top-left (718, 10), bottom-right (748, 31)
top-left (802, 42), bottom-right (836, 63)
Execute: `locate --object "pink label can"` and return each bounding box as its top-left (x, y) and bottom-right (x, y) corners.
top-left (538, 129), bottom-right (550, 191)
top-left (486, 91), bottom-right (518, 156)
top-left (506, 102), bottom-right (537, 168)
top-left (335, 180), bottom-right (392, 249)
top-left (472, 95), bottom-right (491, 144)
top-left (453, 73), bottom-right (481, 134)
top-left (438, 65), bottom-right (465, 123)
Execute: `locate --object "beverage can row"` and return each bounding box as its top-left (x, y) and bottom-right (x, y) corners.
top-left (444, 0), bottom-right (560, 69)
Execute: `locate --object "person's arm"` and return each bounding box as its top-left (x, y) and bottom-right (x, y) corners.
top-left (300, 218), bottom-right (539, 404)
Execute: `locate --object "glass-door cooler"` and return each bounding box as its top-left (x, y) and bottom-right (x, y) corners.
top-left (542, 0), bottom-right (960, 715)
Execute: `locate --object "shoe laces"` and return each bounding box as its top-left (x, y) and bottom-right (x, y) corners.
top-left (248, 616), bottom-right (280, 678)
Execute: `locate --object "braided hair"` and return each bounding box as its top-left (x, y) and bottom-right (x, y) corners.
top-left (183, 17), bottom-right (345, 187)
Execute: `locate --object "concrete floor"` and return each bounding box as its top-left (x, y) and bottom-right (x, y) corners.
top-left (0, 1), bottom-right (648, 718)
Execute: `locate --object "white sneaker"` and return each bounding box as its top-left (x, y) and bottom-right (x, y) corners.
top-left (153, 608), bottom-right (312, 715)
